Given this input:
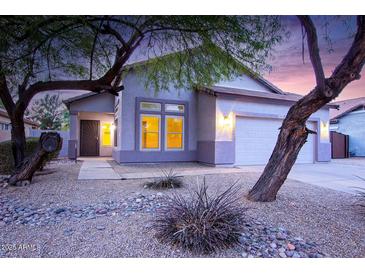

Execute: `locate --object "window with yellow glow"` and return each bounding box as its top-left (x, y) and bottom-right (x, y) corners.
top-left (141, 115), bottom-right (160, 149)
top-left (166, 116), bottom-right (184, 150)
top-left (102, 123), bottom-right (112, 146)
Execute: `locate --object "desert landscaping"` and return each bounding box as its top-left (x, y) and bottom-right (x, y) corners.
top-left (0, 160), bottom-right (363, 258)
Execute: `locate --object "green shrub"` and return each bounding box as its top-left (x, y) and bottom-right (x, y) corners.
top-left (0, 137), bottom-right (60, 175)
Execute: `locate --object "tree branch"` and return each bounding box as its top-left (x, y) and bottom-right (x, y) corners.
top-left (18, 23), bottom-right (144, 113)
top-left (0, 74), bottom-right (15, 114)
top-left (100, 23), bottom-right (127, 48)
top-left (331, 16), bottom-right (365, 83)
top-left (21, 79), bottom-right (122, 108)
top-left (297, 16), bottom-right (327, 96)
top-left (89, 19), bottom-right (105, 80)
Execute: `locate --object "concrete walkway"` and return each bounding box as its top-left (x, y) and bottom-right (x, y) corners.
top-left (237, 160), bottom-right (365, 194)
top-left (119, 168), bottom-right (244, 180)
top-left (78, 158), bottom-right (121, 180)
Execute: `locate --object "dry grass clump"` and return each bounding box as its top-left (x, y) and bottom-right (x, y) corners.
top-left (354, 188), bottom-right (365, 217)
top-left (152, 180), bottom-right (246, 254)
top-left (144, 169), bottom-right (183, 189)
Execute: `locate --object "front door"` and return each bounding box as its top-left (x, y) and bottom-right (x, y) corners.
top-left (80, 120), bottom-right (100, 156)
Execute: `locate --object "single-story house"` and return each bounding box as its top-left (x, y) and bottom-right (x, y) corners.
top-left (330, 97), bottom-right (365, 157)
top-left (64, 63), bottom-right (334, 166)
top-left (0, 108), bottom-right (40, 142)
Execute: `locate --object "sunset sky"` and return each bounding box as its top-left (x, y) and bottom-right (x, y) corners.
top-left (265, 16), bottom-right (363, 101)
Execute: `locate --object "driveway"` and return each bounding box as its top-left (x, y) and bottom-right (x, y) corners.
top-left (237, 158), bottom-right (365, 194)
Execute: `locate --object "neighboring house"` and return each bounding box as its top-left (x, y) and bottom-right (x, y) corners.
top-left (0, 108), bottom-right (40, 142)
top-left (330, 97), bottom-right (365, 157)
top-left (64, 63), bottom-right (335, 166)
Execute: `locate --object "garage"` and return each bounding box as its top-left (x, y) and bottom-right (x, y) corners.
top-left (235, 116), bottom-right (315, 165)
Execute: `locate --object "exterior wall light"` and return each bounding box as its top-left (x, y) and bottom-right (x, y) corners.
top-left (216, 112), bottom-right (233, 140)
top-left (320, 120), bottom-right (329, 142)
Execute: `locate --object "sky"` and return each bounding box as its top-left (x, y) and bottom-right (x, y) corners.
top-left (264, 16), bottom-right (363, 102)
top-left (31, 16), bottom-right (364, 104)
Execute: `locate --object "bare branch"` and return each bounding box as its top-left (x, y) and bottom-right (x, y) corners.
top-left (297, 16), bottom-right (327, 96)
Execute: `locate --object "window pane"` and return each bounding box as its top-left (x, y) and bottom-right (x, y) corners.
top-left (166, 116), bottom-right (183, 149)
top-left (167, 117), bottom-right (183, 133)
top-left (165, 104), bottom-right (184, 113)
top-left (142, 133), bottom-right (159, 149)
top-left (142, 116), bottom-right (159, 132)
top-left (141, 115), bottom-right (160, 149)
top-left (167, 133), bottom-right (183, 149)
top-left (140, 102), bottom-right (161, 111)
top-left (102, 123), bottom-right (112, 146)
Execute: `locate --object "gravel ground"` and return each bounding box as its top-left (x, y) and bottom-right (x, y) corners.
top-left (0, 160), bottom-right (364, 258)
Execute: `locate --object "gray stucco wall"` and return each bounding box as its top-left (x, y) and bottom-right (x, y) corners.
top-left (113, 70), bottom-right (331, 165)
top-left (215, 74), bottom-right (273, 92)
top-left (69, 93), bottom-right (115, 113)
top-left (334, 110), bottom-right (365, 156)
top-left (113, 70), bottom-right (198, 162)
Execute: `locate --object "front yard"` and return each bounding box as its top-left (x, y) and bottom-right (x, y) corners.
top-left (0, 160), bottom-right (364, 258)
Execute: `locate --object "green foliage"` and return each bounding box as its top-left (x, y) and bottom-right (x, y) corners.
top-left (61, 110), bottom-right (70, 130)
top-left (30, 94), bottom-right (66, 130)
top-left (0, 137), bottom-right (60, 174)
top-left (144, 169), bottom-right (183, 189)
top-left (124, 16), bottom-right (285, 92)
top-left (0, 16), bottom-right (284, 94)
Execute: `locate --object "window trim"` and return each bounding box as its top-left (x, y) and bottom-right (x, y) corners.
top-left (165, 115), bottom-right (184, 151)
top-left (140, 114), bottom-right (161, 151)
top-left (136, 97), bottom-right (188, 153)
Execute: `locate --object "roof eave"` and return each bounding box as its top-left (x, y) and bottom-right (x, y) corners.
top-left (199, 87), bottom-right (338, 109)
top-left (331, 103), bottom-right (365, 120)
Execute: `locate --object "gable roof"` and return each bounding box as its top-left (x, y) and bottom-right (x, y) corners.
top-left (0, 108), bottom-right (40, 127)
top-left (199, 86), bottom-right (338, 108)
top-left (330, 97), bottom-right (365, 120)
top-left (63, 91), bottom-right (105, 109)
top-left (123, 50), bottom-right (284, 95)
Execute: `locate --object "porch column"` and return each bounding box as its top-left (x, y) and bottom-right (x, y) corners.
top-left (68, 112), bottom-right (78, 159)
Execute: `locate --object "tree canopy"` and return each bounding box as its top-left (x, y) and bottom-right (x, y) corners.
top-left (0, 16), bottom-right (284, 99)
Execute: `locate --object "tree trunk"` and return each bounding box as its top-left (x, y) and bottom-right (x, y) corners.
top-left (247, 15), bottom-right (365, 202)
top-left (7, 132), bottom-right (62, 186)
top-left (247, 115), bottom-right (312, 202)
top-left (10, 115), bottom-right (27, 168)
top-left (247, 87), bottom-right (331, 202)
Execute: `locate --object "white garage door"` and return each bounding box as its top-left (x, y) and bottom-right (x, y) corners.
top-left (235, 116), bottom-right (315, 165)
